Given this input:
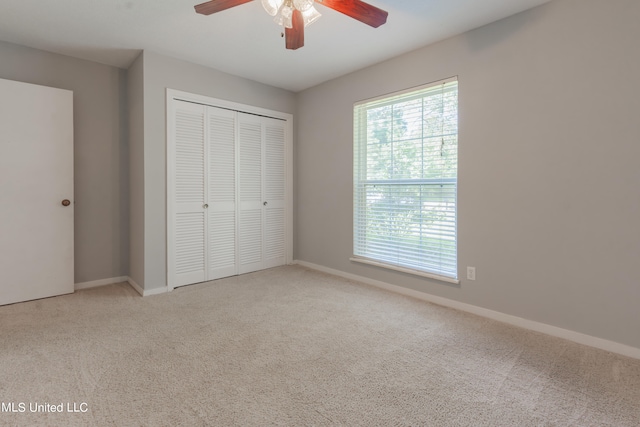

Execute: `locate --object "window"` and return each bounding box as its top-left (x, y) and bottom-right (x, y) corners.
top-left (352, 77), bottom-right (458, 282)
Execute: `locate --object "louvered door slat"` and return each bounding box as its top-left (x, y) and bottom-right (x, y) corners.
top-left (210, 212), bottom-right (236, 267)
top-left (238, 114), bottom-right (263, 274)
top-left (208, 107), bottom-right (237, 280)
top-left (263, 119), bottom-right (286, 268)
top-left (175, 110), bottom-right (205, 205)
top-left (265, 209), bottom-right (284, 261)
top-left (239, 210), bottom-right (262, 266)
top-left (239, 120), bottom-right (262, 203)
top-left (265, 124), bottom-right (285, 201)
top-left (171, 101), bottom-right (207, 286)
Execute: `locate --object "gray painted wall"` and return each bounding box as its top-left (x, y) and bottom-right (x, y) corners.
top-left (295, 0), bottom-right (640, 349)
top-left (0, 40), bottom-right (129, 284)
top-left (127, 53), bottom-right (145, 288)
top-left (137, 51), bottom-right (296, 290)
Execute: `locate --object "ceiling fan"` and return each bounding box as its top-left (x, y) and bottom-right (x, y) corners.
top-left (194, 0), bottom-right (388, 50)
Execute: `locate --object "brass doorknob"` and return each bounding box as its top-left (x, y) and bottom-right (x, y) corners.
top-left (62, 199), bottom-right (71, 207)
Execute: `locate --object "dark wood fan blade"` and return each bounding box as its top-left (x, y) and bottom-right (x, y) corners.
top-left (285, 9), bottom-right (305, 50)
top-left (315, 0), bottom-right (388, 28)
top-left (194, 0), bottom-right (253, 15)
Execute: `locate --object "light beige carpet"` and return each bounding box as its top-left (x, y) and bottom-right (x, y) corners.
top-left (1, 265), bottom-right (639, 426)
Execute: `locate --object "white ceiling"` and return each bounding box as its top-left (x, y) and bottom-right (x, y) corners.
top-left (0, 0), bottom-right (552, 92)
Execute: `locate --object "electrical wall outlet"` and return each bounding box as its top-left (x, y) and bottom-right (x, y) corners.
top-left (467, 266), bottom-right (476, 281)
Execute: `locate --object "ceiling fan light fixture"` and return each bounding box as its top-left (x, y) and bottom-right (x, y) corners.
top-left (301, 6), bottom-right (321, 27)
top-left (273, 0), bottom-right (319, 29)
top-left (292, 0), bottom-right (314, 12)
top-left (261, 0), bottom-right (284, 16)
top-left (195, 0), bottom-right (388, 50)
top-left (274, 3), bottom-right (294, 28)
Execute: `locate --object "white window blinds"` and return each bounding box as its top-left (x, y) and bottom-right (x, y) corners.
top-left (353, 78), bottom-right (458, 281)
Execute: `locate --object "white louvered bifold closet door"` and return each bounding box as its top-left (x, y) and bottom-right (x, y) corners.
top-left (238, 113), bottom-right (264, 274)
top-left (207, 107), bottom-right (237, 280)
top-left (263, 119), bottom-right (286, 268)
top-left (237, 113), bottom-right (287, 274)
top-left (172, 101), bottom-right (207, 287)
top-left (169, 98), bottom-right (287, 289)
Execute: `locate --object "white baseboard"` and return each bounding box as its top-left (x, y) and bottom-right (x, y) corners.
top-left (75, 276), bottom-right (128, 290)
top-left (126, 277), bottom-right (168, 297)
top-left (293, 260), bottom-right (640, 360)
top-left (126, 277), bottom-right (144, 296)
top-left (75, 275), bottom-right (168, 297)
top-left (141, 286), bottom-right (168, 297)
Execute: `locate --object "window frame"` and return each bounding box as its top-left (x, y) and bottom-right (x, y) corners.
top-left (351, 77), bottom-right (459, 284)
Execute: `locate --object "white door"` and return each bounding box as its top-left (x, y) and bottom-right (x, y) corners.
top-left (263, 118), bottom-right (286, 269)
top-left (170, 101), bottom-right (207, 287)
top-left (237, 113), bottom-right (287, 274)
top-left (207, 107), bottom-right (237, 280)
top-left (167, 93), bottom-right (290, 290)
top-left (238, 113), bottom-right (264, 274)
top-left (0, 78), bottom-right (74, 305)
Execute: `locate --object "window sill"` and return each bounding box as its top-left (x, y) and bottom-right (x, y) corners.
top-left (349, 257), bottom-right (460, 285)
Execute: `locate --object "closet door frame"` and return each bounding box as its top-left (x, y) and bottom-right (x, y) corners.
top-left (166, 89), bottom-right (293, 291)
